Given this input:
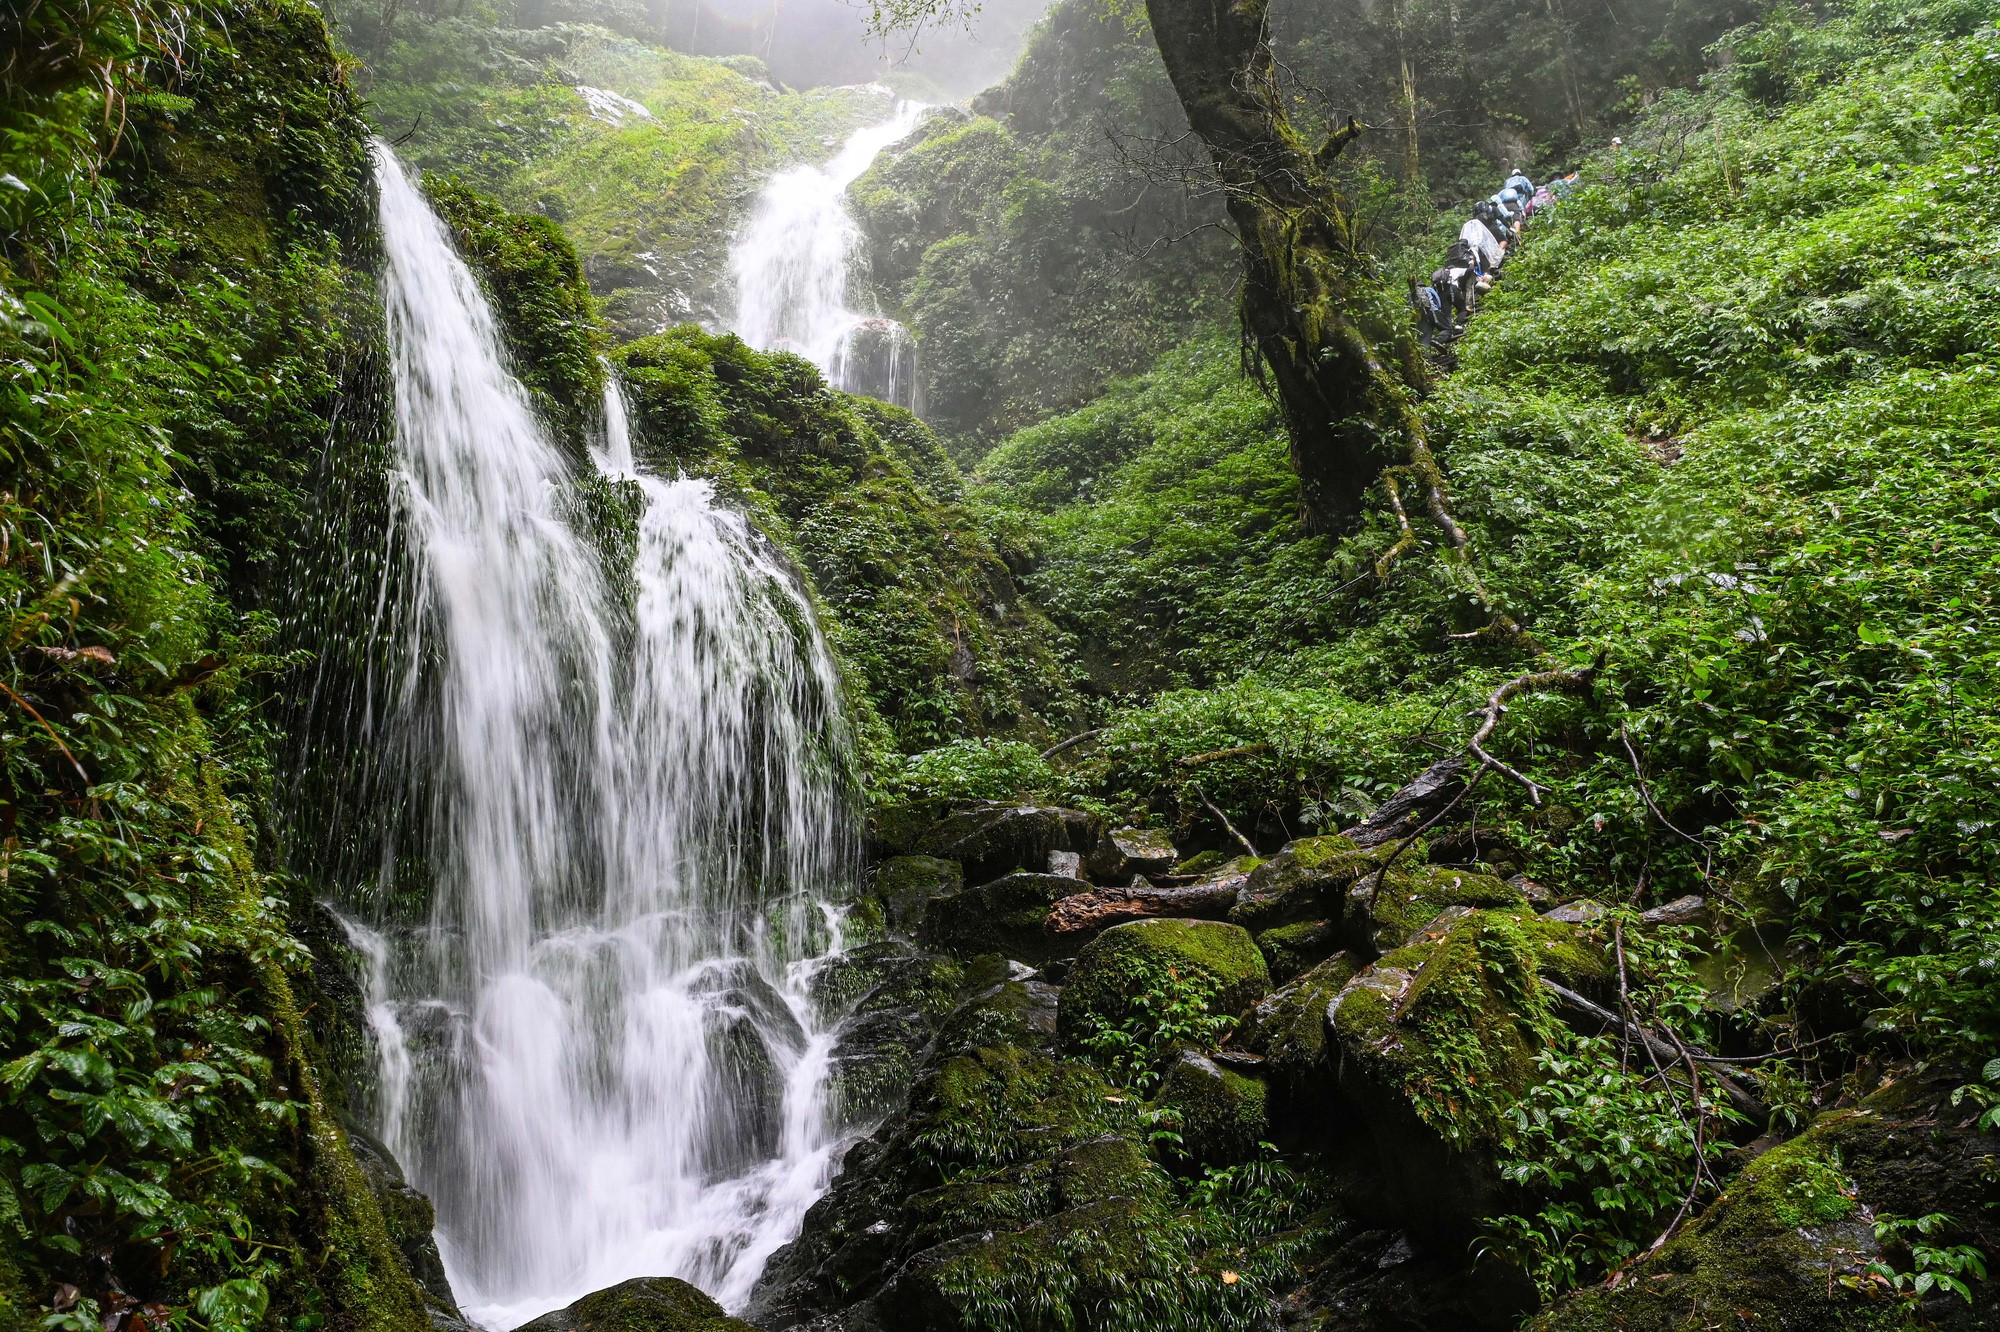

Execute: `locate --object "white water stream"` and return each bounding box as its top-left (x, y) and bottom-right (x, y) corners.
top-left (730, 100), bottom-right (928, 408)
top-left (353, 142), bottom-right (857, 1328)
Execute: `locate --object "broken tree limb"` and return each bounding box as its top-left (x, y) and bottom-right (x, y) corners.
top-left (1468, 661), bottom-right (1598, 805)
top-left (1540, 977), bottom-right (1767, 1124)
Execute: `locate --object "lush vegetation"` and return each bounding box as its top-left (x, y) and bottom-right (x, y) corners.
top-left (933, 0), bottom-right (2000, 1308)
top-left (0, 2), bottom-right (435, 1328)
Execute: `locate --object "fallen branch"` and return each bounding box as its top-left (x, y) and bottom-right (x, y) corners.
top-left (1177, 742), bottom-right (1273, 769)
top-left (1191, 785), bottom-right (1258, 858)
top-left (0, 681), bottom-right (86, 781)
top-left (1469, 662), bottom-right (1597, 806)
top-left (1041, 728), bottom-right (1106, 761)
top-left (1539, 978), bottom-right (1766, 1124)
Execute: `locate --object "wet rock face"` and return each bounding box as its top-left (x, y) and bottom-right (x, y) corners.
top-left (921, 872), bottom-right (1084, 963)
top-left (872, 856), bottom-right (963, 935)
top-left (1530, 1074), bottom-right (2000, 1332)
top-left (343, 1123), bottom-right (467, 1326)
top-left (692, 959), bottom-right (809, 1173)
top-left (1084, 825), bottom-right (1178, 881)
top-left (517, 1276), bottom-right (757, 1332)
top-left (1151, 1050), bottom-right (1269, 1165)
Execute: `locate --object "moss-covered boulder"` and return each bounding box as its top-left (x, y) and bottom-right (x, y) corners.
top-left (1228, 835), bottom-right (1403, 933)
top-left (1057, 918), bottom-right (1272, 1052)
top-left (1324, 909), bottom-right (1609, 1248)
top-left (1084, 825), bottom-right (1179, 881)
top-left (518, 1277), bottom-right (755, 1332)
top-left (1530, 1074), bottom-right (2000, 1331)
top-left (1340, 863), bottom-right (1527, 957)
top-left (1236, 952), bottom-right (1359, 1084)
top-left (873, 855), bottom-right (965, 935)
top-left (1152, 1051), bottom-right (1270, 1165)
top-left (933, 976), bottom-right (1063, 1054)
top-left (915, 803), bottom-right (1102, 883)
top-left (1256, 919), bottom-right (1342, 983)
top-left (924, 872), bottom-right (1086, 963)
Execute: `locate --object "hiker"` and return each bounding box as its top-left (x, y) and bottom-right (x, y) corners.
top-left (1460, 215), bottom-right (1503, 271)
top-left (1474, 199), bottom-right (1510, 246)
top-left (1431, 263), bottom-right (1473, 327)
top-left (1410, 279), bottom-right (1448, 344)
top-left (1445, 237), bottom-right (1482, 278)
top-left (1505, 169), bottom-right (1534, 199)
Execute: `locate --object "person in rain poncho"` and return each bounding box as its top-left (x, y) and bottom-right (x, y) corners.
top-left (1459, 215), bottom-right (1504, 272)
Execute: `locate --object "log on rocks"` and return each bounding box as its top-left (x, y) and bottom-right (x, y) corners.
top-left (1045, 876), bottom-right (1244, 936)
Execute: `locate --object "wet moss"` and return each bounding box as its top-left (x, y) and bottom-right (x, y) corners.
top-left (520, 1276), bottom-right (756, 1332)
top-left (1058, 918), bottom-right (1272, 1053)
top-left (1255, 919), bottom-right (1340, 983)
top-left (1329, 909), bottom-right (1607, 1150)
top-left (1152, 1053), bottom-right (1270, 1166)
top-left (423, 176), bottom-right (607, 456)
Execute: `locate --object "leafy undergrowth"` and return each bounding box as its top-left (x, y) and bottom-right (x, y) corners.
top-left (958, 0), bottom-right (2000, 1296)
top-left (0, 2), bottom-right (432, 1329)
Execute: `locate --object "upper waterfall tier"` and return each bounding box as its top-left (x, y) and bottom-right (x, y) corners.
top-left (729, 102), bottom-right (928, 410)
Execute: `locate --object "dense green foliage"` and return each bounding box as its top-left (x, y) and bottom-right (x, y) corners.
top-left (922, 0), bottom-right (2000, 1302)
top-left (0, 2), bottom-right (434, 1329)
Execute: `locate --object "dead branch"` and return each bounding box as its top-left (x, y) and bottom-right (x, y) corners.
top-left (1539, 978), bottom-right (1766, 1124)
top-left (1469, 663), bottom-right (1596, 805)
top-left (1191, 785), bottom-right (1259, 858)
top-left (1041, 729), bottom-right (1107, 761)
top-left (0, 680), bottom-right (86, 780)
top-left (1177, 742), bottom-right (1274, 769)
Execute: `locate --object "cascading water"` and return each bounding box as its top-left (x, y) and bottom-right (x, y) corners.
top-left (730, 100), bottom-right (928, 409)
top-left (350, 140), bottom-right (858, 1329)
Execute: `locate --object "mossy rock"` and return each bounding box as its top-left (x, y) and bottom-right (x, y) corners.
top-left (518, 1276), bottom-right (756, 1332)
top-left (1236, 951), bottom-right (1359, 1082)
top-left (923, 872), bottom-right (1083, 963)
top-left (1057, 918), bottom-right (1272, 1051)
top-left (934, 977), bottom-right (1062, 1054)
top-left (1338, 862), bottom-right (1526, 957)
top-left (1323, 909), bottom-right (1610, 1249)
top-left (424, 176), bottom-right (606, 459)
top-left (1530, 1075), bottom-right (2000, 1331)
top-left (1151, 1051), bottom-right (1270, 1166)
top-left (1084, 825), bottom-right (1178, 881)
top-left (874, 855), bottom-right (965, 934)
top-left (1256, 918), bottom-right (1342, 984)
top-left (1229, 835), bottom-right (1405, 933)
top-left (916, 803), bottom-right (1102, 883)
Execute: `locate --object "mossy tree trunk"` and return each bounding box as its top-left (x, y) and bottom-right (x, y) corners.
top-left (1143, 0), bottom-right (1434, 531)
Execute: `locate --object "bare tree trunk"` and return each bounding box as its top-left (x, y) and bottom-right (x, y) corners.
top-left (1143, 0), bottom-right (1431, 530)
top-left (1393, 0), bottom-right (1422, 188)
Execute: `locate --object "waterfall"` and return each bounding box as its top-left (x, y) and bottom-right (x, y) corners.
top-left (730, 101), bottom-right (927, 409)
top-left (353, 141), bottom-right (857, 1329)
